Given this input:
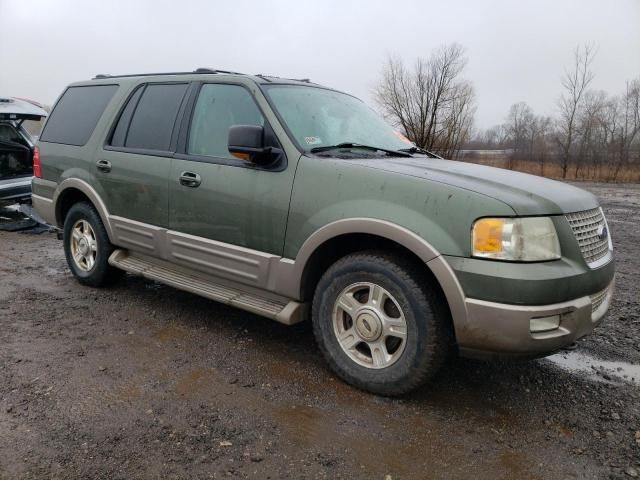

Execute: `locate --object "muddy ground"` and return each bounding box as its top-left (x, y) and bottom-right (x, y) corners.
top-left (0, 182), bottom-right (639, 480)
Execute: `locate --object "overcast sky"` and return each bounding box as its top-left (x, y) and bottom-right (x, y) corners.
top-left (1, 0), bottom-right (638, 129)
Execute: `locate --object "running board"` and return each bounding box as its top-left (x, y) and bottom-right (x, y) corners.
top-left (108, 250), bottom-right (305, 325)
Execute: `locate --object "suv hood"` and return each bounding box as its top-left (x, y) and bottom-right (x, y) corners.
top-left (0, 97), bottom-right (48, 121)
top-left (345, 156), bottom-right (599, 215)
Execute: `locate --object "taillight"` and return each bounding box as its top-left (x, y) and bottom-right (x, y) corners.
top-left (33, 146), bottom-right (42, 178)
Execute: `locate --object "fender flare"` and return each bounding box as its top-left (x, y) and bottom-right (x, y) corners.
top-left (53, 178), bottom-right (114, 242)
top-left (294, 218), bottom-right (440, 269)
top-left (277, 218), bottom-right (468, 332)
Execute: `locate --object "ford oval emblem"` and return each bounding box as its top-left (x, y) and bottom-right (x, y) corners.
top-left (597, 224), bottom-right (608, 241)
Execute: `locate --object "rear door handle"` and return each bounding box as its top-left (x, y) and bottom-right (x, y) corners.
top-left (179, 171), bottom-right (201, 188)
top-left (96, 159), bottom-right (112, 173)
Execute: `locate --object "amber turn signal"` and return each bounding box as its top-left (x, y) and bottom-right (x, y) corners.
top-left (473, 218), bottom-right (505, 254)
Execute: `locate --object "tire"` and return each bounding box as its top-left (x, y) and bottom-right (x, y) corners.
top-left (63, 202), bottom-right (124, 287)
top-left (312, 251), bottom-right (449, 396)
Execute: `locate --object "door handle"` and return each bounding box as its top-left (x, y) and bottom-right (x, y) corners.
top-left (179, 171), bottom-right (201, 188)
top-left (96, 159), bottom-right (112, 173)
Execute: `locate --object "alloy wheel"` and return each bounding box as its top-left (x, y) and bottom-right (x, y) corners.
top-left (70, 219), bottom-right (98, 272)
top-left (332, 282), bottom-right (408, 369)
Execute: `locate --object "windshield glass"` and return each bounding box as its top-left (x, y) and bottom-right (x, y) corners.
top-left (263, 85), bottom-right (412, 152)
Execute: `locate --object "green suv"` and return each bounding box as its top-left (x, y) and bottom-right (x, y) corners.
top-left (33, 69), bottom-right (615, 395)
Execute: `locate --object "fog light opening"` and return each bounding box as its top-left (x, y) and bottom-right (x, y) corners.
top-left (530, 315), bottom-right (561, 333)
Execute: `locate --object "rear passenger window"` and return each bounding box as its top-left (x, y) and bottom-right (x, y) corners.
top-left (40, 85), bottom-right (118, 146)
top-left (110, 86), bottom-right (143, 147)
top-left (123, 83), bottom-right (188, 151)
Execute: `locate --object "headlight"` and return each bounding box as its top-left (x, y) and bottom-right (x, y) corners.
top-left (472, 217), bottom-right (561, 261)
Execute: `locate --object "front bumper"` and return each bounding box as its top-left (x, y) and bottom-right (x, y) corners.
top-left (456, 280), bottom-right (614, 358)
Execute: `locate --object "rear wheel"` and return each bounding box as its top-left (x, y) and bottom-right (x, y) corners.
top-left (63, 202), bottom-right (123, 287)
top-left (312, 251), bottom-right (449, 396)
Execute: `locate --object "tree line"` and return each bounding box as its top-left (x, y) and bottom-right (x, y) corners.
top-left (375, 44), bottom-right (640, 181)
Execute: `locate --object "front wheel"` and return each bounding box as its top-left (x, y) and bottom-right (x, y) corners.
top-left (312, 251), bottom-right (449, 396)
top-left (63, 202), bottom-right (123, 287)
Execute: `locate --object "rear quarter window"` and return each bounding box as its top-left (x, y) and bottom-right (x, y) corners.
top-left (40, 85), bottom-right (118, 146)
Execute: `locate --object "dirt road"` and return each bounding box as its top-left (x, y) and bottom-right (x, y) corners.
top-left (1, 182), bottom-right (639, 479)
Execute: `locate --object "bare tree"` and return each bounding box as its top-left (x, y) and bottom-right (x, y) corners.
top-left (435, 81), bottom-right (476, 158)
top-left (531, 115), bottom-right (554, 176)
top-left (556, 44), bottom-right (596, 178)
top-left (500, 102), bottom-right (554, 174)
top-left (374, 43), bottom-right (475, 157)
top-left (599, 96), bottom-right (619, 149)
top-left (575, 90), bottom-right (607, 178)
top-left (612, 79), bottom-right (640, 179)
top-left (482, 126), bottom-right (498, 147)
top-left (504, 102), bottom-right (535, 169)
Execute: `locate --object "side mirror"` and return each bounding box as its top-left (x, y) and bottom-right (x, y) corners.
top-left (228, 125), bottom-right (272, 164)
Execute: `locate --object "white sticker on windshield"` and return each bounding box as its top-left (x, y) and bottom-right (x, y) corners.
top-left (304, 136), bottom-right (322, 145)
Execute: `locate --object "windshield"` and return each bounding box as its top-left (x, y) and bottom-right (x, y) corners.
top-left (263, 85), bottom-right (413, 152)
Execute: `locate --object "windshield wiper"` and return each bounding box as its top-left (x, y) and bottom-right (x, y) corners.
top-left (309, 142), bottom-right (413, 158)
top-left (398, 146), bottom-right (441, 158)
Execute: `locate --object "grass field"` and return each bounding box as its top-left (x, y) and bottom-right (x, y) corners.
top-left (458, 150), bottom-right (640, 182)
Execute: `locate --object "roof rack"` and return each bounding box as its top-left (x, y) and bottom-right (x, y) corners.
top-left (91, 69), bottom-right (315, 85)
top-left (255, 74), bottom-right (314, 84)
top-left (92, 68), bottom-right (246, 80)
top-left (193, 67), bottom-right (246, 75)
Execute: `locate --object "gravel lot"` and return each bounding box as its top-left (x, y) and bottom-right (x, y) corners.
top-left (0, 182), bottom-right (639, 480)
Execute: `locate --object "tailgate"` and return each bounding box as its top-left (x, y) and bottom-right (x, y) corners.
top-left (0, 97), bottom-right (48, 121)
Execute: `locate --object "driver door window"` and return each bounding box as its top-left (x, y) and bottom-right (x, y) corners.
top-left (188, 84), bottom-right (264, 160)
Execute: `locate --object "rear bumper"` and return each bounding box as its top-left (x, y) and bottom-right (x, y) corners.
top-left (457, 280), bottom-right (614, 359)
top-left (31, 193), bottom-right (56, 225)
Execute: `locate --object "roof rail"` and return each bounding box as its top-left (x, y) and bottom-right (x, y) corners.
top-left (193, 67), bottom-right (246, 75)
top-left (92, 68), bottom-right (247, 80)
top-left (90, 69), bottom-right (314, 84)
top-left (255, 74), bottom-right (314, 84)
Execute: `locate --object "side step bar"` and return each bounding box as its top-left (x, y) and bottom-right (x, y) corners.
top-left (108, 249), bottom-right (305, 325)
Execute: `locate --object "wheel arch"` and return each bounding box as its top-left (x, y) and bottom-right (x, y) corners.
top-left (54, 178), bottom-right (114, 242)
top-left (285, 219), bottom-right (467, 340)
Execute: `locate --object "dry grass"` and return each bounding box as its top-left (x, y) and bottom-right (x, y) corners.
top-left (459, 155), bottom-right (640, 183)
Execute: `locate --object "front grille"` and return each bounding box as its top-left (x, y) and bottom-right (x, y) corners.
top-left (565, 208), bottom-right (611, 267)
top-left (590, 285), bottom-right (610, 313)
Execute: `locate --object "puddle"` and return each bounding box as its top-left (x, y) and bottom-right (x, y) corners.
top-left (153, 325), bottom-right (189, 343)
top-left (544, 350), bottom-right (640, 385)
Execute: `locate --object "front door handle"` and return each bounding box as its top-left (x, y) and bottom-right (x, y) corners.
top-left (179, 171), bottom-right (201, 188)
top-left (96, 159), bottom-right (112, 173)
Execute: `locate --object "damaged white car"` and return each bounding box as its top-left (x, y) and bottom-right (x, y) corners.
top-left (0, 97), bottom-right (47, 207)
